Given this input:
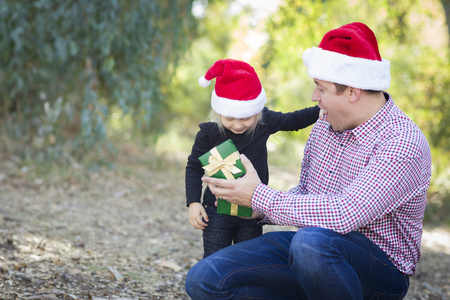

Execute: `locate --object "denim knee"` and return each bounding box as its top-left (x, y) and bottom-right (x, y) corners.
top-left (185, 262), bottom-right (198, 297)
top-left (186, 261), bottom-right (213, 299)
top-left (290, 227), bottom-right (331, 253)
top-left (186, 259), bottom-right (217, 299)
top-left (289, 227), bottom-right (332, 276)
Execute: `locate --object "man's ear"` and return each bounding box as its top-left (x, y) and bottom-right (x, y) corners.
top-left (348, 87), bottom-right (361, 103)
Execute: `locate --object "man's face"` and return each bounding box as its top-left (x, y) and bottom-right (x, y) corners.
top-left (311, 79), bottom-right (349, 132)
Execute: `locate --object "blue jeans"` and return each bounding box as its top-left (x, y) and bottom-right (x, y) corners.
top-left (185, 227), bottom-right (410, 299)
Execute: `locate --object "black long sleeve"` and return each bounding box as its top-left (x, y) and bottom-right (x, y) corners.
top-left (185, 105), bottom-right (320, 208)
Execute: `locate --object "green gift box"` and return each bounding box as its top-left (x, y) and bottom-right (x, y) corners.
top-left (216, 198), bottom-right (252, 217)
top-left (198, 139), bottom-right (252, 217)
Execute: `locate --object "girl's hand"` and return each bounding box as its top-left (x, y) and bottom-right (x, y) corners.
top-left (319, 108), bottom-right (327, 120)
top-left (188, 202), bottom-right (209, 230)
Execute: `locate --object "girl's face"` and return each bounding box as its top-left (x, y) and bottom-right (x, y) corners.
top-left (220, 115), bottom-right (258, 134)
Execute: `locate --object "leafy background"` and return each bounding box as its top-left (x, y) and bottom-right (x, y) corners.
top-left (1, 0), bottom-right (449, 222)
top-left (0, 0), bottom-right (449, 298)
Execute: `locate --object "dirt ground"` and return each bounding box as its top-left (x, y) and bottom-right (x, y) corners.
top-left (0, 153), bottom-right (449, 299)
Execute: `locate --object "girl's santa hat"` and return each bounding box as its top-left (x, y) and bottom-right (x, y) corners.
top-left (303, 22), bottom-right (390, 91)
top-left (198, 59), bottom-right (266, 119)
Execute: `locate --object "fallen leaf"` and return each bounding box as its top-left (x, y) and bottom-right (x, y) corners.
top-left (160, 260), bottom-right (183, 272)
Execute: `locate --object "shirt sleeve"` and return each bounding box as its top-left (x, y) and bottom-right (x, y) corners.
top-left (252, 132), bottom-right (431, 234)
top-left (264, 106), bottom-right (320, 134)
top-left (185, 125), bottom-right (212, 207)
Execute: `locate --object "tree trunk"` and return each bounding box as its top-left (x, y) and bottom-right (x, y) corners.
top-left (441, 0), bottom-right (450, 50)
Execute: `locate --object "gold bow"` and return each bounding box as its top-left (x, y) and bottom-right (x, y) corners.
top-left (202, 147), bottom-right (242, 180)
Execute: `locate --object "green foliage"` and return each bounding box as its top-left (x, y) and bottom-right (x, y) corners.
top-left (0, 0), bottom-right (197, 161)
top-left (165, 0), bottom-right (240, 137)
top-left (260, 0), bottom-right (450, 195)
top-left (252, 0), bottom-right (450, 225)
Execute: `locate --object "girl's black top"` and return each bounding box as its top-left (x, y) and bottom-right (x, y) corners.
top-left (185, 106), bottom-right (320, 210)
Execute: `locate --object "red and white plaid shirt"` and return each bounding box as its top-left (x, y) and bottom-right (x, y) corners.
top-left (253, 95), bottom-right (432, 275)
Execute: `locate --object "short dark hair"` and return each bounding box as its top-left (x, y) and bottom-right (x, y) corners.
top-left (333, 83), bottom-right (381, 95)
top-left (333, 83), bottom-right (348, 95)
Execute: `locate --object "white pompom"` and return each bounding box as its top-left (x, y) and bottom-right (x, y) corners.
top-left (198, 76), bottom-right (211, 87)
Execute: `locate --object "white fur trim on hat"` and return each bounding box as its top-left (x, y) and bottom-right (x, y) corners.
top-left (303, 47), bottom-right (390, 91)
top-left (211, 88), bottom-right (266, 119)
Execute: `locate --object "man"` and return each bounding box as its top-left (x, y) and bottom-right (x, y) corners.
top-left (185, 22), bottom-right (432, 300)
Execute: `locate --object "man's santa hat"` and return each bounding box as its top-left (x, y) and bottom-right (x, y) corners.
top-left (198, 59), bottom-right (266, 119)
top-left (303, 22), bottom-right (390, 91)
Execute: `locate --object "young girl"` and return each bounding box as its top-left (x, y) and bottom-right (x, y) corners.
top-left (185, 58), bottom-right (322, 258)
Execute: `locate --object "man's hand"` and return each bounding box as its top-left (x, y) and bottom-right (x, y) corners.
top-left (239, 211), bottom-right (265, 220)
top-left (202, 154), bottom-right (261, 208)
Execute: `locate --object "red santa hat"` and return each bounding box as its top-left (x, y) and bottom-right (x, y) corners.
top-left (198, 59), bottom-right (266, 119)
top-left (303, 22), bottom-right (390, 91)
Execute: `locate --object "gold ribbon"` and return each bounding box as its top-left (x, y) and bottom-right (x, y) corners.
top-left (230, 204), bottom-right (238, 215)
top-left (202, 147), bottom-right (242, 180)
top-left (218, 198), bottom-right (239, 216)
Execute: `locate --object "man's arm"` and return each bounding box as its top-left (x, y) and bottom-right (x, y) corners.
top-left (201, 154), bottom-right (261, 208)
top-left (251, 134), bottom-right (431, 233)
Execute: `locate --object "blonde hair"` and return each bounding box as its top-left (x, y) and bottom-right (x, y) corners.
top-left (209, 110), bottom-right (263, 137)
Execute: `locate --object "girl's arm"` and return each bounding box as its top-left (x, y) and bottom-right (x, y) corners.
top-left (264, 105), bottom-right (321, 133)
top-left (185, 126), bottom-right (211, 207)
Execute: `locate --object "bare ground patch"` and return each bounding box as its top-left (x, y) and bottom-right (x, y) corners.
top-left (0, 157), bottom-right (448, 299)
